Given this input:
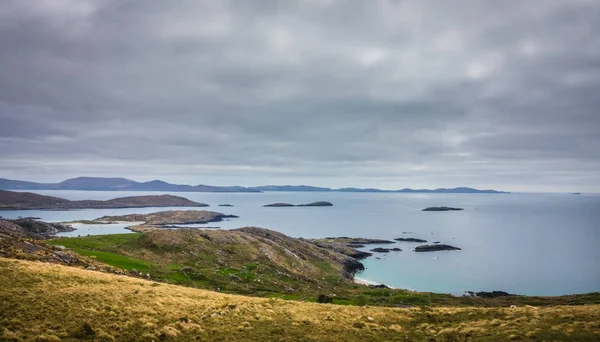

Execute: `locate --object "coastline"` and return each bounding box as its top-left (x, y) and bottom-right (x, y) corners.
top-left (353, 276), bottom-right (379, 286)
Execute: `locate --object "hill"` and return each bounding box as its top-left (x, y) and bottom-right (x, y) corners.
top-left (0, 177), bottom-right (508, 193)
top-left (1, 258), bottom-right (599, 341)
top-left (48, 228), bottom-right (364, 296)
top-left (0, 177), bottom-right (261, 192)
top-left (0, 190), bottom-right (207, 210)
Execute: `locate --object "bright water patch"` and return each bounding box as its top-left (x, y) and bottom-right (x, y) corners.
top-left (57, 223), bottom-right (138, 237)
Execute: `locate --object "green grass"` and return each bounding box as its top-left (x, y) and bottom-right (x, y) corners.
top-left (50, 233), bottom-right (141, 250)
top-left (49, 234), bottom-right (151, 271)
top-left (71, 249), bottom-right (151, 271)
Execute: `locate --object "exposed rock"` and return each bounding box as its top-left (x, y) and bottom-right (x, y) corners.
top-left (308, 240), bottom-right (373, 260)
top-left (321, 237), bottom-right (396, 245)
top-left (414, 244), bottom-right (461, 252)
top-left (467, 291), bottom-right (516, 298)
top-left (13, 219), bottom-right (75, 237)
top-left (394, 238), bottom-right (427, 243)
top-left (369, 284), bottom-right (390, 289)
top-left (218, 204), bottom-right (234, 207)
top-left (422, 207), bottom-right (464, 211)
top-left (317, 294), bottom-right (333, 303)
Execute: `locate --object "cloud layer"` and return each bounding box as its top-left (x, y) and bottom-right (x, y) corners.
top-left (1, 0), bottom-right (599, 191)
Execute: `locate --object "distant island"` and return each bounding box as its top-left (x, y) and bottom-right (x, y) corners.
top-left (264, 201), bottom-right (333, 207)
top-left (0, 190), bottom-right (207, 210)
top-left (0, 177), bottom-right (509, 193)
top-left (422, 206), bottom-right (464, 211)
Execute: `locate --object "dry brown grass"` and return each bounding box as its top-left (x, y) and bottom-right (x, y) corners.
top-left (1, 257), bottom-right (599, 341)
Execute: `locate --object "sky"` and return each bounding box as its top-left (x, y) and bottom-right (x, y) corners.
top-left (1, 0), bottom-right (599, 192)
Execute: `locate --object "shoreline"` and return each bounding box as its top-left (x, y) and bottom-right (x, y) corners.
top-left (354, 276), bottom-right (381, 286)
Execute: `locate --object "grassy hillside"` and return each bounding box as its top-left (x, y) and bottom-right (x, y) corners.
top-left (1, 258), bottom-right (599, 341)
top-left (48, 231), bottom-right (600, 308)
top-left (49, 228), bottom-right (363, 298)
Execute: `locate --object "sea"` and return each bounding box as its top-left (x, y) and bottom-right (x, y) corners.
top-left (1, 190), bottom-right (599, 296)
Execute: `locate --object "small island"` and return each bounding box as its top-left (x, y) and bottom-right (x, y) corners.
top-left (321, 237), bottom-right (396, 245)
top-left (370, 247), bottom-right (402, 253)
top-left (263, 203), bottom-right (295, 207)
top-left (297, 201), bottom-right (333, 207)
top-left (414, 244), bottom-right (462, 252)
top-left (264, 201), bottom-right (333, 207)
top-left (394, 238), bottom-right (427, 243)
top-left (218, 204), bottom-right (234, 207)
top-left (422, 206), bottom-right (464, 212)
top-left (95, 210), bottom-right (238, 226)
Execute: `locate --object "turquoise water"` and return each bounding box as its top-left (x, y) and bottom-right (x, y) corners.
top-left (1, 190), bottom-right (599, 296)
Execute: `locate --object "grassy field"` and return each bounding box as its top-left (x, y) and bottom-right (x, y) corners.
top-left (1, 258), bottom-right (599, 341)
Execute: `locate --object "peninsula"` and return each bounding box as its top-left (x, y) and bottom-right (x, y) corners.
top-left (0, 190), bottom-right (207, 210)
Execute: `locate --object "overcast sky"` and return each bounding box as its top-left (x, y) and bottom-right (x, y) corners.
top-left (1, 0), bottom-right (599, 191)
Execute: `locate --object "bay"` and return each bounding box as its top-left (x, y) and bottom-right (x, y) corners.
top-left (1, 190), bottom-right (599, 296)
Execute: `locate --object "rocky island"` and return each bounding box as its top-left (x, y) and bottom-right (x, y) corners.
top-left (414, 244), bottom-right (462, 252)
top-left (309, 237), bottom-right (397, 260)
top-left (91, 210), bottom-right (238, 232)
top-left (370, 247), bottom-right (402, 253)
top-left (264, 201), bottom-right (333, 207)
top-left (0, 190), bottom-right (208, 210)
top-left (394, 237), bottom-right (428, 243)
top-left (422, 206), bottom-right (464, 211)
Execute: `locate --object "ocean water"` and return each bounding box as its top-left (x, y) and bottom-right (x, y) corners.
top-left (1, 190), bottom-right (599, 296)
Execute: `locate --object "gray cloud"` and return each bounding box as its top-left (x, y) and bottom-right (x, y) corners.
top-left (1, 0), bottom-right (599, 191)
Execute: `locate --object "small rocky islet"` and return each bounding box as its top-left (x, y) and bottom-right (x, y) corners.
top-left (370, 247), bottom-right (402, 253)
top-left (264, 201), bottom-right (333, 207)
top-left (394, 237), bottom-right (427, 243)
top-left (414, 244), bottom-right (462, 252)
top-left (422, 206), bottom-right (464, 211)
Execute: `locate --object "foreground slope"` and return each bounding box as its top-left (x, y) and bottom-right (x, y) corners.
top-left (1, 258), bottom-right (599, 341)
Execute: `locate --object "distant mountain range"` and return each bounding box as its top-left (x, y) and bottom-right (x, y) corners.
top-left (0, 177), bottom-right (509, 194)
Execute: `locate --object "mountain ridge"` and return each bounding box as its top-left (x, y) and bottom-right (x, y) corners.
top-left (0, 177), bottom-right (509, 193)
